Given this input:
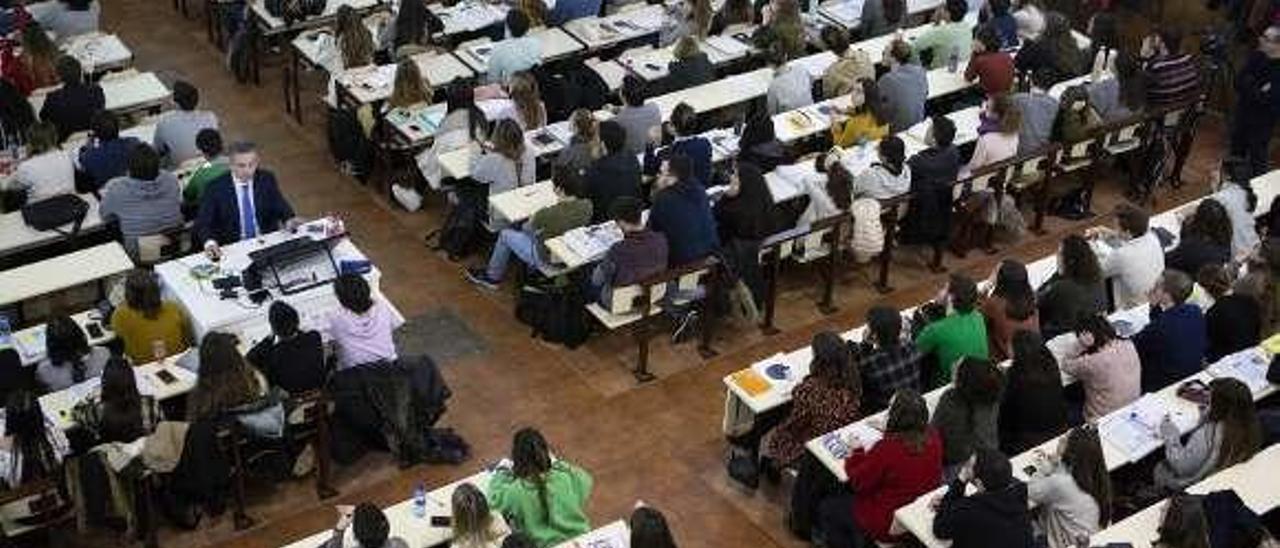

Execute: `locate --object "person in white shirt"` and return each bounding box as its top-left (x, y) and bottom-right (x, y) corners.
top-left (486, 10), bottom-right (542, 84)
top-left (1087, 204), bottom-right (1164, 309)
top-left (1212, 157), bottom-right (1262, 259)
top-left (766, 47), bottom-right (813, 115)
top-left (152, 81), bottom-right (219, 168)
top-left (10, 121), bottom-right (74, 202)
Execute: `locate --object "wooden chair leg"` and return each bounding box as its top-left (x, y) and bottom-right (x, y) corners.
top-left (696, 271), bottom-right (717, 360)
top-left (230, 431), bottom-right (256, 531)
top-left (818, 237), bottom-right (838, 313)
top-left (875, 219), bottom-right (896, 294)
top-left (315, 410), bottom-right (338, 499)
top-left (759, 252), bottom-right (780, 335)
top-left (633, 321), bottom-right (654, 383)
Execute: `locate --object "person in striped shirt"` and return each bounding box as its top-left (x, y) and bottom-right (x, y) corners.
top-left (1140, 30), bottom-right (1203, 108)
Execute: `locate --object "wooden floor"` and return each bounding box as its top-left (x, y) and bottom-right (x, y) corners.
top-left (58, 1), bottom-right (1262, 547)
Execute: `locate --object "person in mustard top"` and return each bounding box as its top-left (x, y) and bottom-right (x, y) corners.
top-left (831, 79), bottom-right (890, 148)
top-left (110, 269), bottom-right (191, 364)
top-left (487, 428), bottom-right (593, 548)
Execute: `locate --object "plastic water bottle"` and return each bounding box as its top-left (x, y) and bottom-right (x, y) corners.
top-left (412, 483), bottom-right (427, 518)
top-left (947, 46), bottom-right (959, 73)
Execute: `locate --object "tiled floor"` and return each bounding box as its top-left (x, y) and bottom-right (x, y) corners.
top-left (55, 2), bottom-right (1272, 547)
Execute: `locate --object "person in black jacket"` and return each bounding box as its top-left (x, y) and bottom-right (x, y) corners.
top-left (933, 448), bottom-right (1035, 548)
top-left (582, 121), bottom-right (643, 223)
top-left (38, 56), bottom-right (104, 142)
top-left (737, 110), bottom-right (793, 173)
top-left (1166, 199), bottom-right (1233, 277)
top-left (1201, 266), bottom-right (1264, 362)
top-left (1036, 234), bottom-right (1107, 339)
top-left (1229, 26), bottom-right (1280, 177)
top-left (900, 116), bottom-right (960, 272)
top-left (247, 301), bottom-right (326, 394)
top-left (998, 330), bottom-right (1067, 455)
top-left (663, 36), bottom-right (715, 94)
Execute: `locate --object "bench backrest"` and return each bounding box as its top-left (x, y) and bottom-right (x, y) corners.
top-left (607, 256), bottom-right (719, 316)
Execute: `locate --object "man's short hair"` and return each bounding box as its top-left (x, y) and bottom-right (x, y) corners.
top-left (621, 74), bottom-right (647, 107)
top-left (91, 110), bottom-right (119, 140)
top-left (598, 120), bottom-right (626, 154)
top-left (945, 0), bottom-right (967, 22)
top-left (268, 301), bottom-right (300, 337)
top-left (1031, 68), bottom-right (1057, 90)
top-left (667, 154), bottom-right (694, 182)
top-left (976, 24), bottom-right (1001, 53)
top-left (506, 9), bottom-right (530, 37)
top-left (352, 503), bottom-right (390, 548)
top-left (930, 115), bottom-right (957, 147)
top-left (889, 39), bottom-right (913, 64)
top-left (974, 448), bottom-right (1014, 490)
top-left (1160, 269), bottom-right (1195, 304)
top-left (228, 141), bottom-right (258, 156)
top-left (127, 143), bottom-right (160, 180)
top-left (948, 273), bottom-right (979, 313)
top-left (867, 306), bottom-right (902, 346)
top-left (172, 80), bottom-right (199, 111)
top-left (671, 103), bottom-right (697, 135)
top-left (823, 25), bottom-right (849, 55)
top-left (1115, 204), bottom-right (1150, 237)
top-left (55, 55), bottom-right (82, 85)
top-left (610, 196), bottom-right (644, 225)
top-left (196, 128), bottom-right (223, 158)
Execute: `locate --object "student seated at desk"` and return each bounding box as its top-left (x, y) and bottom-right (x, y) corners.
top-left (1014, 12), bottom-right (1084, 86)
top-left (663, 36), bottom-right (715, 96)
top-left (70, 356), bottom-right (163, 444)
top-left (379, 0), bottom-right (444, 57)
top-left (612, 76), bottom-right (661, 157)
top-left (546, 0), bottom-right (600, 26)
top-left (153, 81), bottom-right (219, 168)
top-left (394, 84), bottom-right (487, 212)
top-left (11, 121), bottom-right (73, 203)
top-left (1088, 203), bottom-right (1165, 309)
top-left (1134, 269), bottom-right (1208, 393)
top-left (817, 389), bottom-right (942, 547)
top-left (1024, 425), bottom-right (1111, 548)
top-left (195, 141), bottom-right (299, 256)
top-left (932, 449), bottom-right (1035, 548)
top-left (0, 389), bottom-right (69, 490)
top-left (998, 331), bottom-right (1066, 455)
top-left (965, 26), bottom-right (1015, 96)
top-left (35, 315), bottom-right (110, 393)
top-left (99, 143), bottom-right (184, 258)
top-left (1154, 378), bottom-right (1262, 492)
top-left (648, 154), bottom-right (719, 267)
top-left (187, 333), bottom-right (279, 437)
top-left (452, 483), bottom-right (512, 548)
top-left (247, 301), bottom-right (326, 395)
top-left (795, 153), bottom-right (851, 227)
top-left (465, 176), bottom-right (593, 290)
top-left (853, 306), bottom-right (924, 413)
top-left (912, 0), bottom-right (972, 70)
top-left (857, 0), bottom-right (906, 40)
top-left (900, 117), bottom-right (961, 264)
top-left (323, 503), bottom-right (409, 548)
top-left (916, 274), bottom-right (990, 385)
top-left (34, 0), bottom-right (99, 41)
top-left (554, 110), bottom-right (604, 186)
top-left (716, 160), bottom-right (784, 244)
top-left (759, 332), bottom-right (861, 471)
top-left (877, 39), bottom-right (928, 132)
top-left (982, 0), bottom-right (1018, 49)
top-left (470, 119), bottom-right (537, 197)
top-left (1209, 157), bottom-right (1261, 260)
top-left (111, 269), bottom-right (191, 363)
top-left (966, 94), bottom-right (1021, 174)
top-left (932, 357), bottom-right (1002, 478)
top-left (1058, 315), bottom-right (1139, 422)
top-left (1204, 269), bottom-right (1266, 362)
top-left (629, 505), bottom-right (677, 547)
top-left (1087, 51), bottom-right (1146, 124)
top-left (1140, 30), bottom-right (1202, 109)
top-left (487, 10), bottom-right (541, 85)
top-left (1053, 85), bottom-right (1100, 145)
top-left (487, 428), bottom-right (594, 548)
top-left (851, 135), bottom-right (911, 199)
top-left (820, 27), bottom-right (875, 100)
top-left (980, 260), bottom-right (1040, 362)
top-left (1037, 235), bottom-right (1107, 339)
top-left (766, 47), bottom-right (813, 115)
top-left (386, 58), bottom-right (432, 112)
top-left (1152, 494), bottom-right (1212, 548)
top-left (583, 121), bottom-right (643, 224)
top-left (38, 56), bottom-right (103, 142)
top-left (328, 274), bottom-right (404, 371)
top-left (644, 104), bottom-right (712, 188)
top-left (7, 25), bottom-right (59, 95)
top-left (752, 0), bottom-right (804, 59)
top-left (830, 79), bottom-right (890, 149)
top-left (77, 111), bottom-right (140, 194)
top-left (1165, 199), bottom-right (1233, 277)
top-left (182, 128), bottom-right (229, 211)
top-left (659, 0), bottom-right (711, 47)
top-left (710, 0), bottom-right (753, 34)
top-left (325, 6), bottom-right (377, 107)
top-left (588, 197), bottom-right (668, 307)
top-left (0, 78), bottom-right (35, 142)
top-left (1010, 69), bottom-right (1061, 156)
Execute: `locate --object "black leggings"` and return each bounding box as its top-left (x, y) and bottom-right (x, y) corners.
top-left (817, 493), bottom-right (871, 548)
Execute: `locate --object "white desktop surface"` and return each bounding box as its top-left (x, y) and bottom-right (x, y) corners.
top-left (0, 195), bottom-right (104, 259)
top-left (30, 71), bottom-right (171, 115)
top-left (61, 32), bottom-right (133, 73)
top-left (0, 242), bottom-right (132, 307)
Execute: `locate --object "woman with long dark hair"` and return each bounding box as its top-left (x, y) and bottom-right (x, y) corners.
top-left (1166, 199), bottom-right (1233, 276)
top-left (737, 110), bottom-right (793, 172)
top-left (1014, 11), bottom-right (1084, 84)
top-left (470, 118), bottom-right (536, 196)
top-left (931, 357), bottom-right (1003, 477)
top-left (0, 389), bottom-right (67, 488)
top-left (760, 332), bottom-right (861, 471)
top-left (72, 356), bottom-right (163, 444)
top-left (187, 332), bottom-right (266, 422)
top-left (1154, 378), bottom-right (1262, 492)
top-left (487, 428), bottom-right (593, 547)
top-left (35, 315), bottom-right (110, 392)
top-left (981, 260), bottom-right (1040, 361)
top-left (1154, 494), bottom-right (1210, 548)
top-left (629, 506), bottom-right (678, 548)
top-left (998, 331), bottom-right (1066, 454)
top-left (715, 161), bottom-right (779, 244)
top-left (1037, 234), bottom-right (1107, 338)
top-left (1027, 425), bottom-right (1111, 548)
top-left (818, 389), bottom-right (943, 546)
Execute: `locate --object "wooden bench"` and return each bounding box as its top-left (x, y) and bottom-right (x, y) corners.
top-left (757, 214), bottom-right (849, 334)
top-left (873, 191), bottom-right (915, 294)
top-left (1005, 145), bottom-right (1060, 235)
top-left (585, 257), bottom-right (719, 382)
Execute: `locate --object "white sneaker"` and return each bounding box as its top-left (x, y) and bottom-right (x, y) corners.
top-left (392, 185), bottom-right (423, 212)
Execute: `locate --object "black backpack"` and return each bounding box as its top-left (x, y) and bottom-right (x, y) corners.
top-left (515, 282), bottom-right (590, 348)
top-left (21, 194), bottom-right (88, 233)
top-left (437, 181), bottom-right (488, 259)
top-left (326, 107), bottom-right (373, 180)
top-left (535, 63), bottom-right (611, 123)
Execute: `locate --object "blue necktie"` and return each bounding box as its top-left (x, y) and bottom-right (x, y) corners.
top-left (238, 185), bottom-right (257, 239)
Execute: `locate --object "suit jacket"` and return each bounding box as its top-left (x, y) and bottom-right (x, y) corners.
top-left (195, 169), bottom-right (295, 245)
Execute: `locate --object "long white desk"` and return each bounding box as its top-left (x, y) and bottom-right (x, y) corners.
top-left (428, 1), bottom-right (509, 37)
top-left (0, 195), bottom-right (105, 260)
top-left (555, 519), bottom-right (630, 547)
top-left (29, 71), bottom-right (171, 117)
top-left (334, 53), bottom-right (476, 106)
top-left (251, 0), bottom-right (383, 32)
top-left (10, 309), bottom-right (114, 366)
top-left (456, 27), bottom-right (587, 75)
top-left (817, 0), bottom-right (945, 30)
top-left (618, 33), bottom-right (755, 82)
top-left (153, 219), bottom-right (398, 341)
top-left (562, 4), bottom-right (668, 51)
top-left (37, 358), bottom-right (198, 431)
top-left (61, 32), bottom-right (133, 74)
top-left (488, 181), bottom-right (560, 227)
top-left (0, 242), bottom-right (133, 308)
top-left (647, 67), bottom-right (774, 119)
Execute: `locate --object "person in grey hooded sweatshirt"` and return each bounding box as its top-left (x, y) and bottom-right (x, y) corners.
top-left (99, 143), bottom-right (183, 258)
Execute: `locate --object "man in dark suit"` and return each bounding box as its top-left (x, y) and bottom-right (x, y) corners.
top-left (195, 141), bottom-right (297, 258)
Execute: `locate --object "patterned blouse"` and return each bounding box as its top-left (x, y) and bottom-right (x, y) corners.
top-left (764, 375), bottom-right (860, 466)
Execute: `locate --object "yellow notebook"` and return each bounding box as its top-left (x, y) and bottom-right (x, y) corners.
top-left (732, 369), bottom-right (772, 397)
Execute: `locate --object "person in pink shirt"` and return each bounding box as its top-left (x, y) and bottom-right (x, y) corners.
top-left (327, 274), bottom-right (404, 370)
top-left (1059, 314), bottom-right (1141, 421)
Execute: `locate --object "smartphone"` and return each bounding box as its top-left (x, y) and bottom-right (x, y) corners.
top-left (533, 132), bottom-right (557, 145)
top-left (430, 515), bottom-right (451, 527)
top-left (1022, 465), bottom-right (1036, 476)
top-left (156, 369), bottom-right (178, 385)
top-left (85, 322), bottom-right (104, 338)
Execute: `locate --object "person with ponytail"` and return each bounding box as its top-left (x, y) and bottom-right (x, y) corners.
top-left (35, 315), bottom-right (110, 393)
top-left (1026, 425), bottom-right (1111, 548)
top-left (0, 388), bottom-right (68, 488)
top-left (487, 428), bottom-right (593, 547)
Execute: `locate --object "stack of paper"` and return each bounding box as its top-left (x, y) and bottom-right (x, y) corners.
top-left (1099, 395), bottom-right (1196, 462)
top-left (1207, 349), bottom-right (1270, 395)
top-left (561, 222), bottom-right (624, 262)
top-left (706, 128), bottom-right (740, 158)
top-left (12, 327), bottom-right (46, 364)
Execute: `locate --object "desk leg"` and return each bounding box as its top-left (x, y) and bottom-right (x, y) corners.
top-left (875, 213), bottom-right (896, 295)
top-left (250, 22), bottom-right (262, 86)
top-left (759, 251), bottom-right (779, 336)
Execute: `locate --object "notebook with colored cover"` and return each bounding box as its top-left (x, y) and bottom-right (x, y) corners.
top-left (731, 369), bottom-right (772, 397)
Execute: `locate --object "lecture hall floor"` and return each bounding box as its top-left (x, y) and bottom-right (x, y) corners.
top-left (64, 1), bottom-right (1269, 547)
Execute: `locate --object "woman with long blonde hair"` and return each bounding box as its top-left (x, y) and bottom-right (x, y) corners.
top-left (451, 483), bottom-right (511, 548)
top-left (554, 109), bottom-right (602, 177)
top-left (387, 58), bottom-right (432, 109)
top-left (335, 5), bottom-right (375, 68)
top-left (507, 71), bottom-right (546, 130)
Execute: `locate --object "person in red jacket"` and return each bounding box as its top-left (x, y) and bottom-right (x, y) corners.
top-left (817, 389), bottom-right (944, 547)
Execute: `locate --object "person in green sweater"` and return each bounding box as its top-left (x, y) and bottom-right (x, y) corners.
top-left (916, 273), bottom-right (990, 386)
top-left (181, 128), bottom-right (229, 212)
top-left (487, 428), bottom-right (594, 547)
top-left (467, 176), bottom-right (593, 290)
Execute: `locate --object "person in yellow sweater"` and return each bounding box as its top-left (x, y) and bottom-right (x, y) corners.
top-left (831, 79), bottom-right (890, 148)
top-left (110, 269), bottom-right (191, 363)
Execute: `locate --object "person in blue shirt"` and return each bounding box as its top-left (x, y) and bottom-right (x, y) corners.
top-left (547, 0), bottom-right (601, 25)
top-left (647, 154), bottom-right (718, 267)
top-left (77, 111), bottom-right (140, 194)
top-left (644, 103), bottom-right (712, 186)
top-left (982, 0), bottom-right (1018, 50)
top-left (1134, 269), bottom-right (1208, 392)
top-left (486, 10), bottom-right (541, 84)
